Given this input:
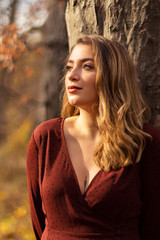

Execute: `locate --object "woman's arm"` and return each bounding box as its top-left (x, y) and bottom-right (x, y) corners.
top-left (26, 133), bottom-right (45, 240)
top-left (140, 126), bottom-right (160, 240)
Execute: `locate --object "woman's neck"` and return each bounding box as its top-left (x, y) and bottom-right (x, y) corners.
top-left (75, 109), bottom-right (99, 137)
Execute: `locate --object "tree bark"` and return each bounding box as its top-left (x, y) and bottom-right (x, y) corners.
top-left (9, 0), bottom-right (19, 24)
top-left (65, 0), bottom-right (160, 128)
top-left (65, 0), bottom-right (98, 49)
top-left (37, 0), bottom-right (68, 122)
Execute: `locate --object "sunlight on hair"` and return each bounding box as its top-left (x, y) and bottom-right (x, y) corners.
top-left (61, 35), bottom-right (151, 171)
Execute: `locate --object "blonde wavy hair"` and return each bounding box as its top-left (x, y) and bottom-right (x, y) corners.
top-left (61, 35), bottom-right (151, 171)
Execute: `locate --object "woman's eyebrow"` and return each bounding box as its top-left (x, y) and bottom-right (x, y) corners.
top-left (68, 58), bottom-right (94, 63)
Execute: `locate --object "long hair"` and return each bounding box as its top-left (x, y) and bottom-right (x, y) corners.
top-left (61, 35), bottom-right (151, 171)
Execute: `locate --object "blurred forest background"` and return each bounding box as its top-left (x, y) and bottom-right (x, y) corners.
top-left (0, 0), bottom-right (159, 239)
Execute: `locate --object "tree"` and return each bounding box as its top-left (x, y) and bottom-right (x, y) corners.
top-left (0, 0), bottom-right (20, 141)
top-left (0, 0), bottom-right (46, 141)
top-left (37, 0), bottom-right (68, 122)
top-left (65, 0), bottom-right (160, 128)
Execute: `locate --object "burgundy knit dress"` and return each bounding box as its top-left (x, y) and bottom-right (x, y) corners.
top-left (26, 118), bottom-right (160, 240)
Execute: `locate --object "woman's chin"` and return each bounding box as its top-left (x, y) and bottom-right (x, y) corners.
top-left (68, 97), bottom-right (82, 107)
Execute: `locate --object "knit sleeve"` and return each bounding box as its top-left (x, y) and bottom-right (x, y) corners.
top-left (140, 126), bottom-right (160, 240)
top-left (26, 133), bottom-right (45, 240)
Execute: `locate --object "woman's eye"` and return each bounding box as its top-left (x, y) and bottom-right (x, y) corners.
top-left (65, 65), bottom-right (72, 72)
top-left (83, 64), bottom-right (94, 70)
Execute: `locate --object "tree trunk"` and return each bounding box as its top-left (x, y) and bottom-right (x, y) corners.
top-left (38, 0), bottom-right (68, 122)
top-left (65, 0), bottom-right (160, 128)
top-left (9, 0), bottom-right (19, 24)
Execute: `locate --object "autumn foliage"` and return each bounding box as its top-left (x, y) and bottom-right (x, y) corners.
top-left (0, 24), bottom-right (27, 72)
top-left (0, 0), bottom-right (50, 239)
top-left (0, 8), bottom-right (45, 240)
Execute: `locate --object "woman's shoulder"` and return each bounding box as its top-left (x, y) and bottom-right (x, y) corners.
top-left (143, 122), bottom-right (160, 136)
top-left (142, 123), bottom-right (160, 161)
top-left (34, 117), bottom-right (63, 132)
top-left (33, 118), bottom-right (64, 145)
top-left (143, 123), bottom-right (160, 145)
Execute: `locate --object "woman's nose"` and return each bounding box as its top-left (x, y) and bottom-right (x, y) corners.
top-left (68, 67), bottom-right (79, 81)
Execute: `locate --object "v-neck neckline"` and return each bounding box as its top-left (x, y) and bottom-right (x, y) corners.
top-left (61, 118), bottom-right (103, 197)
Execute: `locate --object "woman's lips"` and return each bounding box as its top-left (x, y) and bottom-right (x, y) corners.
top-left (68, 85), bottom-right (82, 93)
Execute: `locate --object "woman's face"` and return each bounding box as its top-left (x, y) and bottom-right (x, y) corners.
top-left (65, 44), bottom-right (98, 110)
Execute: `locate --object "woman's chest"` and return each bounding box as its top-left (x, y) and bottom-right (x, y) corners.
top-left (65, 135), bottom-right (101, 194)
top-left (40, 144), bottom-right (143, 223)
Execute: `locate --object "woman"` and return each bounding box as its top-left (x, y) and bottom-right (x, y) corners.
top-left (26, 35), bottom-right (160, 240)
